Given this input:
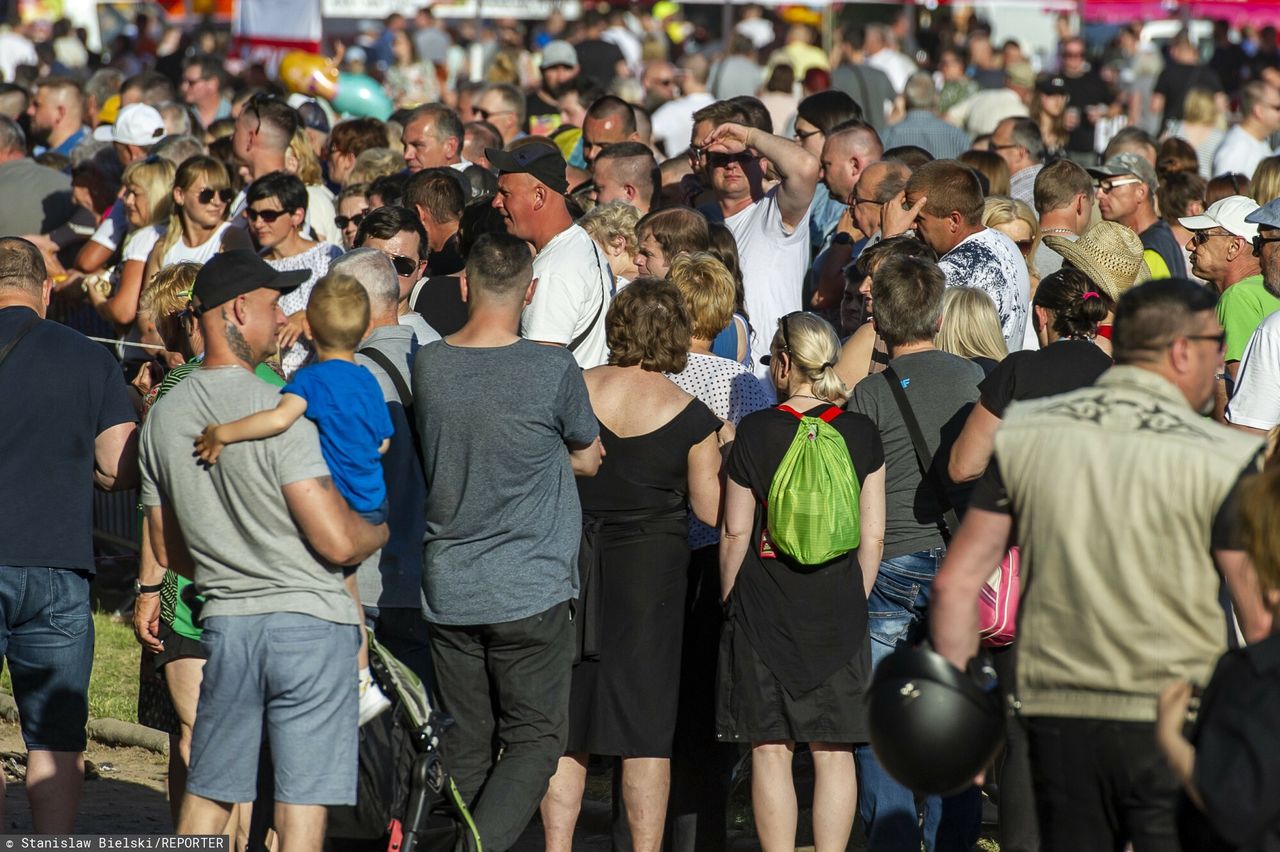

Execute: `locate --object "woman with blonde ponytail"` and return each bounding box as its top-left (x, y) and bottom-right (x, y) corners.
top-left (718, 310), bottom-right (886, 852)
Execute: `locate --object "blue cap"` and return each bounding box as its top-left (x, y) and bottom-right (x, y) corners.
top-left (1245, 197), bottom-right (1280, 230)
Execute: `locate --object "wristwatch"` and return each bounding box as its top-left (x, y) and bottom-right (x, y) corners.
top-left (134, 579), bottom-right (164, 595)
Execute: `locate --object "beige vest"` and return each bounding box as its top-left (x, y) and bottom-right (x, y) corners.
top-left (995, 365), bottom-right (1264, 721)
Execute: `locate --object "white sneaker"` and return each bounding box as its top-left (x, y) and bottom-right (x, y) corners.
top-left (358, 677), bottom-right (392, 726)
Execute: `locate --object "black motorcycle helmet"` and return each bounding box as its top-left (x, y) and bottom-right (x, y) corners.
top-left (868, 645), bottom-right (1005, 795)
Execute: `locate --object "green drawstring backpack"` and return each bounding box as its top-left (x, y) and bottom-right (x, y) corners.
top-left (765, 405), bottom-right (862, 565)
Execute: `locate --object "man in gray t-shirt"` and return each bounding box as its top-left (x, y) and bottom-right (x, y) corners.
top-left (412, 234), bottom-right (602, 851)
top-left (139, 252), bottom-right (387, 842)
top-left (845, 254), bottom-right (986, 848)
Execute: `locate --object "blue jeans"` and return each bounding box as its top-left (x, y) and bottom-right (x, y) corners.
top-left (0, 566), bottom-right (93, 751)
top-left (855, 549), bottom-right (982, 852)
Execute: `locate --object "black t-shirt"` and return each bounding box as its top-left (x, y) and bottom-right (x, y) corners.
top-left (1177, 633), bottom-right (1280, 852)
top-left (979, 339), bottom-right (1113, 418)
top-left (525, 90), bottom-right (561, 135)
top-left (0, 306), bottom-right (137, 573)
top-left (412, 275), bottom-right (468, 337)
top-left (1143, 218), bottom-right (1189, 278)
top-left (727, 403), bottom-right (884, 696)
top-left (576, 39), bottom-right (625, 88)
top-left (1210, 43), bottom-right (1250, 97)
top-left (1155, 61), bottom-right (1223, 130)
top-left (1060, 71), bottom-right (1117, 154)
top-left (425, 234), bottom-right (464, 277)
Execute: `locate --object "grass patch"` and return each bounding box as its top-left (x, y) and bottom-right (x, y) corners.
top-left (1, 612), bottom-right (140, 724)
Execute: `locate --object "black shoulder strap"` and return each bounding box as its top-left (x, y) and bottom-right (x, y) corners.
top-left (881, 365), bottom-right (962, 539)
top-left (358, 346), bottom-right (424, 468)
top-left (0, 315), bottom-right (41, 372)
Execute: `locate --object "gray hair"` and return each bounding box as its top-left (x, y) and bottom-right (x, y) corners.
top-left (1006, 116), bottom-right (1046, 163)
top-left (903, 72), bottom-right (937, 112)
top-left (152, 134), bottom-right (206, 166)
top-left (332, 248), bottom-right (400, 314)
top-left (0, 116), bottom-right (25, 155)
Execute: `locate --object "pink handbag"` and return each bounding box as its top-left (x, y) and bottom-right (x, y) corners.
top-left (978, 547), bottom-right (1020, 647)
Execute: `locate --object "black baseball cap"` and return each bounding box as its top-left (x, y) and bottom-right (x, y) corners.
top-left (191, 250), bottom-right (309, 316)
top-left (486, 145), bottom-right (569, 194)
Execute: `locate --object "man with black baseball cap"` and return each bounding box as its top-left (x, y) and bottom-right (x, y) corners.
top-left (139, 247), bottom-right (386, 844)
top-left (489, 142), bottom-right (613, 367)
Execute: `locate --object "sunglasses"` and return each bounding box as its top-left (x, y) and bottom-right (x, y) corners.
top-left (1253, 234), bottom-right (1280, 255)
top-left (1184, 332), bottom-right (1227, 353)
top-left (384, 251), bottom-right (420, 277)
top-left (473, 108), bottom-right (513, 121)
top-left (197, 187), bottom-right (234, 205)
top-left (245, 208), bottom-right (289, 223)
top-left (1097, 177), bottom-right (1142, 193)
top-left (706, 151), bottom-right (756, 169)
top-left (335, 212), bottom-right (367, 230)
top-left (1191, 230), bottom-right (1235, 246)
top-left (794, 128), bottom-right (823, 142)
top-left (761, 311), bottom-right (805, 365)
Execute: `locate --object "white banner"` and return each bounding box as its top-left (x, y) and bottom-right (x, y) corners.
top-left (234, 0), bottom-right (323, 67)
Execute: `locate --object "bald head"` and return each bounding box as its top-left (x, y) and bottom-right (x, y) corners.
top-left (821, 120), bottom-right (883, 203)
top-left (583, 96), bottom-right (638, 164)
top-left (593, 142), bottom-right (657, 213)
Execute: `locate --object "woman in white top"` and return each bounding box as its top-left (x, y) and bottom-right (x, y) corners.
top-left (144, 155), bottom-right (251, 285)
top-left (244, 171), bottom-right (342, 376)
top-left (83, 156), bottom-right (174, 332)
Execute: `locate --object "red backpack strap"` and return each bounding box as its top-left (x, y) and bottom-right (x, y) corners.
top-left (817, 406), bottom-right (842, 423)
top-left (777, 404), bottom-right (804, 419)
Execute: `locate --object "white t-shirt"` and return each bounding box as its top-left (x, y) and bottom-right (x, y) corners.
top-left (651, 92), bottom-right (716, 158)
top-left (867, 49), bottom-right (917, 93)
top-left (90, 203), bottom-right (129, 252)
top-left (938, 228), bottom-right (1031, 353)
top-left (1226, 311), bottom-right (1280, 430)
top-left (1212, 126), bottom-right (1273, 180)
top-left (162, 222), bottom-right (234, 267)
top-left (723, 187), bottom-right (812, 379)
top-left (121, 224), bottom-right (162, 265)
top-left (398, 311), bottom-right (442, 345)
top-left (305, 184), bottom-right (341, 246)
top-left (523, 224), bottom-right (613, 369)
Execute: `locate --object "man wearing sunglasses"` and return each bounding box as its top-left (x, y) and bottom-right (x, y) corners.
top-left (1224, 198), bottom-right (1280, 435)
top-left (1179, 196), bottom-right (1272, 387)
top-left (353, 206), bottom-right (439, 345)
top-left (689, 100), bottom-right (820, 376)
top-left (1089, 152), bottom-right (1186, 278)
top-left (473, 84), bottom-right (525, 145)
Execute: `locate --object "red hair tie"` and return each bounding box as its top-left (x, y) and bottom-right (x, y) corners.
top-left (1082, 291), bottom-right (1101, 301)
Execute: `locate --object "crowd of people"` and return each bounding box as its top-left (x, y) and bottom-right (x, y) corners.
top-left (4, 4), bottom-right (1280, 851)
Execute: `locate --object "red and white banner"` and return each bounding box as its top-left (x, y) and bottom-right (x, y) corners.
top-left (233, 0), bottom-right (322, 71)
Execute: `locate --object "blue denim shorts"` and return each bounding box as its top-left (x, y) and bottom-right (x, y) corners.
top-left (187, 612), bottom-right (361, 805)
top-left (0, 566), bottom-right (93, 751)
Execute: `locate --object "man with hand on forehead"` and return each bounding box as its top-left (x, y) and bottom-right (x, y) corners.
top-left (490, 142), bottom-right (614, 368)
top-left (689, 100), bottom-right (820, 377)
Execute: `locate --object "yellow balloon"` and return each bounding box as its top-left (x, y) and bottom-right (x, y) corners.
top-left (279, 51), bottom-right (339, 101)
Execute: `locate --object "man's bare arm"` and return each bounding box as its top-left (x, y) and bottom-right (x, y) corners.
top-left (282, 475), bottom-right (389, 566)
top-left (95, 421), bottom-right (139, 491)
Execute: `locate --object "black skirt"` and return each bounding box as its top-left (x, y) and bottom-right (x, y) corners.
top-left (715, 612), bottom-right (871, 745)
top-left (567, 523), bottom-right (690, 758)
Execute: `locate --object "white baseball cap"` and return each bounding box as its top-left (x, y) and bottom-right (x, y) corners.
top-left (1179, 195), bottom-right (1261, 241)
top-left (93, 103), bottom-right (166, 147)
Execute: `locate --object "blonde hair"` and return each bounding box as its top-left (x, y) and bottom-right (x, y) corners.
top-left (306, 272), bottom-right (371, 351)
top-left (982, 195), bottom-right (1040, 258)
top-left (580, 200), bottom-right (640, 260)
top-left (667, 252), bottom-right (736, 340)
top-left (121, 156), bottom-right (176, 228)
top-left (1243, 466), bottom-right (1280, 593)
top-left (770, 312), bottom-right (847, 403)
top-left (936, 287), bottom-right (1008, 362)
top-left (139, 262), bottom-right (200, 343)
top-left (1250, 156), bottom-right (1280, 206)
top-left (1182, 88), bottom-right (1224, 128)
top-left (157, 155), bottom-right (231, 263)
top-left (287, 127), bottom-right (323, 186)
top-left (348, 147), bottom-right (408, 185)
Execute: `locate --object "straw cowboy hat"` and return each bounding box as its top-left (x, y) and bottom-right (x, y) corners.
top-left (1042, 220), bottom-right (1151, 301)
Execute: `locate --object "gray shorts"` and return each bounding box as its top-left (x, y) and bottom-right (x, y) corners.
top-left (186, 612), bottom-right (361, 805)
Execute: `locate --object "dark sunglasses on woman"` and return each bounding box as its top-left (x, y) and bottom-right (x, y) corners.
top-left (197, 188), bottom-right (235, 205)
top-left (334, 212), bottom-right (367, 230)
top-left (245, 208), bottom-right (288, 223)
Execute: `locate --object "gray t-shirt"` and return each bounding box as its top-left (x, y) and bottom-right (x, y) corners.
top-left (139, 365), bottom-right (357, 624)
top-left (849, 350), bottom-right (984, 558)
top-left (354, 323), bottom-right (425, 610)
top-left (413, 338), bottom-right (598, 625)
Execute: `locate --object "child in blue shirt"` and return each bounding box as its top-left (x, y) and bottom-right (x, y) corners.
top-left (196, 272), bottom-right (395, 724)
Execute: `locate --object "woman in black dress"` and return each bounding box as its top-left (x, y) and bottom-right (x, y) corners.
top-left (719, 312), bottom-right (886, 852)
top-left (540, 278), bottom-right (728, 852)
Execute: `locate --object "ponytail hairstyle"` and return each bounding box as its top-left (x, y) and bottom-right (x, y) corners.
top-left (1034, 267), bottom-right (1113, 340)
top-left (158, 155), bottom-right (232, 261)
top-left (771, 311), bottom-right (848, 403)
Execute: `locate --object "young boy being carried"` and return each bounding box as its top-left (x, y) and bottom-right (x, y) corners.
top-left (196, 272), bottom-right (395, 724)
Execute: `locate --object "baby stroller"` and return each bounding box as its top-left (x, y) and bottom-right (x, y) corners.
top-left (327, 634), bottom-right (482, 852)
